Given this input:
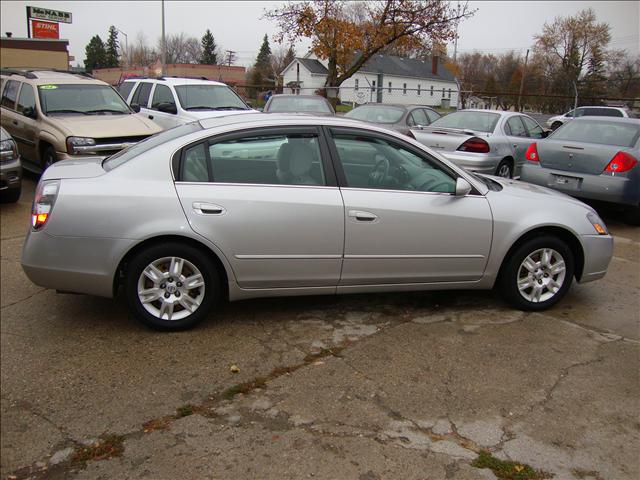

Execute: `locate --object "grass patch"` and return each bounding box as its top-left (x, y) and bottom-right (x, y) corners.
top-left (176, 405), bottom-right (195, 417)
top-left (71, 434), bottom-right (124, 464)
top-left (335, 104), bottom-right (354, 113)
top-left (143, 417), bottom-right (171, 433)
top-left (222, 378), bottom-right (268, 400)
top-left (472, 451), bottom-right (549, 480)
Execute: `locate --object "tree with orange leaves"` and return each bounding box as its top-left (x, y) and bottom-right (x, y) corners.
top-left (265, 0), bottom-right (474, 97)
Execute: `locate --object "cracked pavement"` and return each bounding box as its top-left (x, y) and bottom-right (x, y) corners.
top-left (1, 177), bottom-right (639, 480)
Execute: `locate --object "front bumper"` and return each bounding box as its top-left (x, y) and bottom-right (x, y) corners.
top-left (439, 151), bottom-right (503, 175)
top-left (521, 163), bottom-right (640, 207)
top-left (0, 157), bottom-right (22, 191)
top-left (579, 234), bottom-right (613, 283)
top-left (21, 229), bottom-right (135, 298)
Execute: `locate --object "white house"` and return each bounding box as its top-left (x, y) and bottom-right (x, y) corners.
top-left (281, 51), bottom-right (459, 108)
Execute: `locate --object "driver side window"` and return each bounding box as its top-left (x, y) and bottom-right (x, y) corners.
top-left (331, 132), bottom-right (456, 194)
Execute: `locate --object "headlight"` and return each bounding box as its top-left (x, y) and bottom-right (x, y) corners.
top-left (0, 139), bottom-right (18, 162)
top-left (587, 212), bottom-right (608, 235)
top-left (66, 136), bottom-right (96, 154)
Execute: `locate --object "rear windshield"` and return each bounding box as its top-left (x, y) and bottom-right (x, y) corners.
top-left (267, 96), bottom-right (332, 113)
top-left (550, 120), bottom-right (640, 147)
top-left (430, 111), bottom-right (500, 133)
top-left (174, 85), bottom-right (248, 111)
top-left (345, 105), bottom-right (405, 124)
top-left (103, 122), bottom-right (202, 171)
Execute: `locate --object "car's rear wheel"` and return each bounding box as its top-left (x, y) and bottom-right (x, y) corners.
top-left (495, 160), bottom-right (513, 178)
top-left (550, 121), bottom-right (563, 131)
top-left (125, 243), bottom-right (219, 330)
top-left (1, 186), bottom-right (21, 203)
top-left (624, 205), bottom-right (640, 226)
top-left (499, 235), bottom-right (574, 310)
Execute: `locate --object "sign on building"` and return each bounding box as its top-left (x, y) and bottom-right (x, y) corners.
top-left (31, 20), bottom-right (60, 39)
top-left (28, 6), bottom-right (72, 24)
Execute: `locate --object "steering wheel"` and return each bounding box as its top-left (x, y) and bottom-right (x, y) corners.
top-left (369, 156), bottom-right (390, 187)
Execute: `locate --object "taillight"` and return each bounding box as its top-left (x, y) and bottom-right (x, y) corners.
top-left (603, 151), bottom-right (637, 173)
top-left (31, 180), bottom-right (60, 230)
top-left (457, 137), bottom-right (490, 153)
top-left (525, 143), bottom-right (539, 162)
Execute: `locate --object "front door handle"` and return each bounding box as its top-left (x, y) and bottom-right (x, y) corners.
top-left (348, 210), bottom-right (378, 222)
top-left (148, 115), bottom-right (154, 120)
top-left (193, 202), bottom-right (225, 215)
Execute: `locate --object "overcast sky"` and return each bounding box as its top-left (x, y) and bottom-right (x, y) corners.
top-left (1, 1), bottom-right (638, 68)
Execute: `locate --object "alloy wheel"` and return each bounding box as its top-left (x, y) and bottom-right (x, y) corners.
top-left (516, 248), bottom-right (566, 303)
top-left (137, 256), bottom-right (205, 321)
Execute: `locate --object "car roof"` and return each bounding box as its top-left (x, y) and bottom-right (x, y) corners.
top-left (353, 103), bottom-right (438, 110)
top-left (1, 69), bottom-right (107, 86)
top-left (269, 94), bottom-right (327, 100)
top-left (199, 112), bottom-right (383, 130)
top-left (572, 116), bottom-right (639, 124)
top-left (123, 77), bottom-right (226, 87)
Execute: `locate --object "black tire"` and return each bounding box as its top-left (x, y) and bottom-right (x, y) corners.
top-left (1, 186), bottom-right (21, 203)
top-left (124, 242), bottom-right (220, 330)
top-left (550, 121), bottom-right (563, 131)
top-left (495, 159), bottom-right (513, 178)
top-left (499, 235), bottom-right (575, 311)
top-left (41, 144), bottom-right (57, 171)
top-left (623, 206), bottom-right (640, 226)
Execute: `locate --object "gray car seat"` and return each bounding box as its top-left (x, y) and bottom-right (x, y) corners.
top-left (276, 140), bottom-right (320, 185)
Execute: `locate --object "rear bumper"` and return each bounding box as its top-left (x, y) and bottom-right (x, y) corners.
top-left (21, 230), bottom-right (134, 298)
top-left (0, 157), bottom-right (22, 191)
top-left (579, 234), bottom-right (613, 283)
top-left (521, 163), bottom-right (640, 207)
top-left (439, 152), bottom-right (503, 174)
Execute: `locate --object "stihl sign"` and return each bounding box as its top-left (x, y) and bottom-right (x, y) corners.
top-left (31, 20), bottom-right (60, 39)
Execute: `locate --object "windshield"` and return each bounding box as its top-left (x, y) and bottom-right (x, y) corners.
top-left (430, 111), bottom-right (500, 133)
top-left (267, 96), bottom-right (332, 113)
top-left (550, 120), bottom-right (640, 147)
top-left (345, 105), bottom-right (405, 124)
top-left (174, 85), bottom-right (248, 111)
top-left (103, 122), bottom-right (202, 171)
top-left (38, 84), bottom-right (131, 115)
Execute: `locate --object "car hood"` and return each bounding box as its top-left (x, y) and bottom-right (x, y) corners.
top-left (48, 113), bottom-right (161, 138)
top-left (181, 109), bottom-right (257, 120)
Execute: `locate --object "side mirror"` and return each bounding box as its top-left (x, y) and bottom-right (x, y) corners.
top-left (23, 106), bottom-right (37, 119)
top-left (158, 102), bottom-right (177, 114)
top-left (131, 103), bottom-right (141, 113)
top-left (455, 177), bottom-right (472, 196)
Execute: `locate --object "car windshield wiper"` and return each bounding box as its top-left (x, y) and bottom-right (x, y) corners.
top-left (184, 105), bottom-right (247, 111)
top-left (45, 109), bottom-right (88, 115)
top-left (85, 108), bottom-right (129, 114)
top-left (211, 106), bottom-right (247, 110)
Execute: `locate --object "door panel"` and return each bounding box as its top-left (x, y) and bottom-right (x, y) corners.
top-left (176, 184), bottom-right (344, 288)
top-left (340, 189), bottom-right (492, 284)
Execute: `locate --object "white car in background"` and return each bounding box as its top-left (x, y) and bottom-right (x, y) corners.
top-left (546, 106), bottom-right (633, 130)
top-left (118, 77), bottom-right (255, 130)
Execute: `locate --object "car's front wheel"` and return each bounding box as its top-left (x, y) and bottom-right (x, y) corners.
top-left (550, 121), bottom-right (563, 131)
top-left (499, 235), bottom-right (574, 310)
top-left (125, 243), bottom-right (219, 330)
top-left (495, 160), bottom-right (513, 178)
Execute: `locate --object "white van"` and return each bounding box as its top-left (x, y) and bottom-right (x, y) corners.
top-left (118, 77), bottom-right (255, 130)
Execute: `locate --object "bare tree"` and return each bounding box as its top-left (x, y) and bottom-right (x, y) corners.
top-left (158, 33), bottom-right (202, 64)
top-left (128, 32), bottom-right (157, 67)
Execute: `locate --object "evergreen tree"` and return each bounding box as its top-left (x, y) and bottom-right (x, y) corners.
top-left (84, 35), bottom-right (107, 72)
top-left (105, 26), bottom-right (119, 67)
top-left (200, 29), bottom-right (218, 64)
top-left (283, 44), bottom-right (296, 68)
top-left (255, 34), bottom-right (272, 77)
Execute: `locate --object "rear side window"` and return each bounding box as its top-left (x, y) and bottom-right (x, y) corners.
top-left (424, 109), bottom-right (441, 123)
top-left (117, 82), bottom-right (135, 100)
top-left (550, 120), bottom-right (640, 147)
top-left (522, 116), bottom-right (545, 139)
top-left (1, 80), bottom-right (19, 109)
top-left (16, 84), bottom-right (36, 114)
top-left (505, 117), bottom-right (527, 137)
top-left (179, 133), bottom-right (326, 186)
top-left (407, 109), bottom-right (429, 127)
top-left (131, 82), bottom-right (153, 107)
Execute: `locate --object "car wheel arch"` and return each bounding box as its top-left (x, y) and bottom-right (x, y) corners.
top-left (113, 234), bottom-right (231, 300)
top-left (496, 226), bottom-right (585, 284)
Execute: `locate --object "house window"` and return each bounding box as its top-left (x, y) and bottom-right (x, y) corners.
top-left (448, 88), bottom-right (452, 99)
top-left (430, 86), bottom-right (434, 96)
top-left (442, 88), bottom-right (445, 97)
top-left (417, 84), bottom-right (421, 96)
top-left (355, 79), bottom-right (359, 91)
top-left (371, 80), bottom-right (376, 92)
top-left (403, 83), bottom-right (407, 95)
top-left (388, 82), bottom-right (392, 93)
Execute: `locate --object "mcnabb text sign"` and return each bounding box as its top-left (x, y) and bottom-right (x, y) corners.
top-left (28, 6), bottom-right (72, 24)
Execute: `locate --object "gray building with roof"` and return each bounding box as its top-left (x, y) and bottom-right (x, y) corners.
top-left (281, 52), bottom-right (458, 108)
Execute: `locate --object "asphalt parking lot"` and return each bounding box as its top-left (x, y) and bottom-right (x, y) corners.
top-left (1, 176), bottom-right (638, 480)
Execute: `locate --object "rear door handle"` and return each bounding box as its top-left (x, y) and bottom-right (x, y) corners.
top-left (148, 115), bottom-right (154, 120)
top-left (12, 120), bottom-right (18, 125)
top-left (193, 202), bottom-right (225, 215)
top-left (348, 210), bottom-right (378, 222)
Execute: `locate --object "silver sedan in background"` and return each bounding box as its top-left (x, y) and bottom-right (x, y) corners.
top-left (21, 114), bottom-right (613, 330)
top-left (344, 103), bottom-right (441, 136)
top-left (521, 117), bottom-right (640, 224)
top-left (411, 109), bottom-right (548, 178)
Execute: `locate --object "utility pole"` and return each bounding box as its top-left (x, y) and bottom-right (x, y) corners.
top-left (115, 28), bottom-right (128, 70)
top-left (572, 80), bottom-right (578, 112)
top-left (161, 0), bottom-right (167, 76)
top-left (516, 48), bottom-right (529, 112)
top-left (453, 1), bottom-right (460, 63)
top-left (225, 50), bottom-right (236, 67)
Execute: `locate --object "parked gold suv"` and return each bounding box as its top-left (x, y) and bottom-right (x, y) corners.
top-left (0, 69), bottom-right (161, 173)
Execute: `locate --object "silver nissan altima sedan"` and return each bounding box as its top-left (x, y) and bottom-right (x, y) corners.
top-left (21, 114), bottom-right (614, 330)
